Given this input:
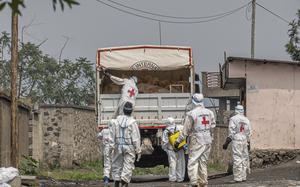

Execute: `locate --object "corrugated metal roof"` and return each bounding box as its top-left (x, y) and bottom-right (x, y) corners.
top-left (227, 56), bottom-right (300, 66)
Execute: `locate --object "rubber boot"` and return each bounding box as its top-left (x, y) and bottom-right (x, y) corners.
top-left (103, 176), bottom-right (110, 187)
top-left (121, 180), bottom-right (128, 187)
top-left (114, 181), bottom-right (120, 187)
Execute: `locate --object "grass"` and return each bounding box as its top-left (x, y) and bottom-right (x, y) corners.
top-left (39, 160), bottom-right (103, 181)
top-left (38, 161), bottom-right (225, 181)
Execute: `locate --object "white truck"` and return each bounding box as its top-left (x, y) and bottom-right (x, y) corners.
top-left (95, 45), bottom-right (199, 167)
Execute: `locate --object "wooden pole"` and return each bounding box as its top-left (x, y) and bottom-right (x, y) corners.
top-left (11, 10), bottom-right (19, 168)
top-left (251, 0), bottom-right (256, 58)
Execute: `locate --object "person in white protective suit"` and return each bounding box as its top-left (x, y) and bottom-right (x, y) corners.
top-left (162, 117), bottom-right (186, 182)
top-left (109, 102), bottom-right (141, 187)
top-left (174, 93), bottom-right (216, 187)
top-left (223, 105), bottom-right (251, 183)
top-left (103, 69), bottom-right (138, 117)
top-left (97, 127), bottom-right (112, 186)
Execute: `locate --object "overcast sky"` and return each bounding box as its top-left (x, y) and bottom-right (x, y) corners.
top-left (0, 0), bottom-right (299, 72)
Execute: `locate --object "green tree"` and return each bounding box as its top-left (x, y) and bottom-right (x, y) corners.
top-left (0, 31), bottom-right (11, 91)
top-left (0, 0), bottom-right (79, 14)
top-left (0, 32), bottom-right (95, 106)
top-left (286, 10), bottom-right (300, 61)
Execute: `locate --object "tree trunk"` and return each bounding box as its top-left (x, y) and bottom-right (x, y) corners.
top-left (11, 10), bottom-right (19, 168)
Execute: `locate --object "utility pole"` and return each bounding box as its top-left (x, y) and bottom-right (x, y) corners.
top-left (251, 0), bottom-right (256, 58)
top-left (158, 21), bottom-right (162, 45)
top-left (11, 9), bottom-right (19, 168)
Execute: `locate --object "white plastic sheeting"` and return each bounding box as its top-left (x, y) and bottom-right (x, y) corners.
top-left (97, 45), bottom-right (192, 71)
top-left (0, 167), bottom-right (19, 187)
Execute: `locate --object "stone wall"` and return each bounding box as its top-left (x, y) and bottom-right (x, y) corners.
top-left (250, 149), bottom-right (300, 168)
top-left (32, 105), bottom-right (100, 168)
top-left (0, 92), bottom-right (30, 167)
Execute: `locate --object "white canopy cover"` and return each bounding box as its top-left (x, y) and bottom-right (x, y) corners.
top-left (97, 45), bottom-right (192, 71)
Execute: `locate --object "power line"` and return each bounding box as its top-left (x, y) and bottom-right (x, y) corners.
top-left (105, 0), bottom-right (250, 20)
top-left (255, 2), bottom-right (290, 24)
top-left (95, 0), bottom-right (251, 24)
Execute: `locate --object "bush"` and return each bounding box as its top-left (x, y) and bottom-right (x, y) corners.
top-left (20, 155), bottom-right (39, 175)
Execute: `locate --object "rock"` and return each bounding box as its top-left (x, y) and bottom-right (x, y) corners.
top-left (47, 127), bottom-right (53, 131)
top-left (251, 157), bottom-right (264, 168)
top-left (279, 150), bottom-right (286, 156)
top-left (44, 132), bottom-right (49, 137)
top-left (255, 151), bottom-right (264, 158)
top-left (54, 132), bottom-right (59, 137)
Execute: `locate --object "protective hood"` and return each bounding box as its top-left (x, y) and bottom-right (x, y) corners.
top-left (235, 105), bottom-right (244, 115)
top-left (165, 117), bottom-right (175, 126)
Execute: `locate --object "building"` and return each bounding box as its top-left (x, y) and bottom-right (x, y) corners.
top-left (222, 57), bottom-right (300, 150)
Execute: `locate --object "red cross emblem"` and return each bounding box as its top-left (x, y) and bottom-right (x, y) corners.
top-left (128, 88), bottom-right (135, 97)
top-left (239, 123), bottom-right (245, 132)
top-left (201, 116), bottom-right (209, 127)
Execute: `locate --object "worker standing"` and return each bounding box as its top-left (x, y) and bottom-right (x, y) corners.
top-left (103, 69), bottom-right (138, 117)
top-left (223, 105), bottom-right (251, 183)
top-left (162, 117), bottom-right (185, 182)
top-left (97, 127), bottom-right (112, 186)
top-left (109, 102), bottom-right (141, 187)
top-left (174, 93), bottom-right (216, 187)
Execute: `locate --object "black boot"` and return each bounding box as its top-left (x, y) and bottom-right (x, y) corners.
top-left (121, 180), bottom-right (128, 187)
top-left (114, 181), bottom-right (120, 187)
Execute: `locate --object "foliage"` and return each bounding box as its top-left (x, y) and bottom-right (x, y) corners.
top-left (39, 160), bottom-right (103, 180)
top-left (38, 161), bottom-right (226, 181)
top-left (286, 10), bottom-right (300, 61)
top-left (0, 0), bottom-right (79, 14)
top-left (20, 155), bottom-right (39, 175)
top-left (0, 32), bottom-right (11, 92)
top-left (0, 32), bottom-right (95, 106)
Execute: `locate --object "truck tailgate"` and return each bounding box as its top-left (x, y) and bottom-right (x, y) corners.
top-left (99, 93), bottom-right (191, 126)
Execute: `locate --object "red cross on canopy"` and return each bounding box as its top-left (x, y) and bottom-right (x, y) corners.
top-left (128, 88), bottom-right (135, 97)
top-left (201, 116), bottom-right (209, 127)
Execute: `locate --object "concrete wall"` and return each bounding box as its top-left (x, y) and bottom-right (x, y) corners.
top-left (0, 93), bottom-right (30, 167)
top-left (227, 60), bottom-right (300, 150)
top-left (246, 62), bottom-right (300, 150)
top-left (209, 125), bottom-right (231, 169)
top-left (32, 105), bottom-right (100, 168)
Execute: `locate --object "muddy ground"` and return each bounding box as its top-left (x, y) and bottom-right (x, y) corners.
top-left (40, 156), bottom-right (300, 187)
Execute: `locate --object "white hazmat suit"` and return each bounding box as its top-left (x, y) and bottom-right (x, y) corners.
top-left (97, 128), bottom-right (112, 180)
top-left (109, 75), bottom-right (138, 117)
top-left (176, 94), bottom-right (216, 187)
top-left (227, 105), bottom-right (251, 182)
top-left (109, 114), bottom-right (141, 184)
top-left (162, 117), bottom-right (185, 182)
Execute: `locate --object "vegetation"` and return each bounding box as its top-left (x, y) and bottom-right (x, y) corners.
top-left (38, 160), bottom-right (226, 181)
top-left (0, 0), bottom-right (79, 14)
top-left (39, 160), bottom-right (103, 181)
top-left (0, 31), bottom-right (95, 106)
top-left (286, 10), bottom-right (300, 61)
top-left (19, 155), bottom-right (39, 175)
